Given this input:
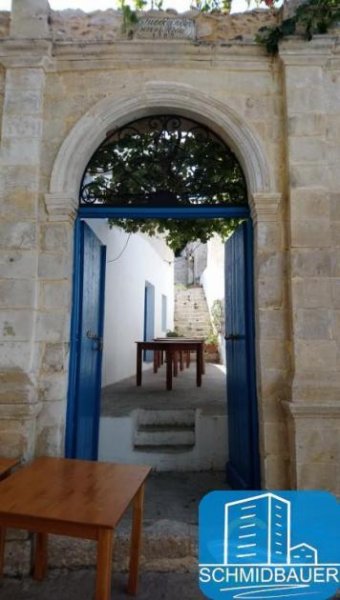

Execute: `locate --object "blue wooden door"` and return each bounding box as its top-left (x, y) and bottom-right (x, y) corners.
top-left (73, 222), bottom-right (106, 460)
top-left (225, 220), bottom-right (260, 489)
top-left (144, 282), bottom-right (155, 362)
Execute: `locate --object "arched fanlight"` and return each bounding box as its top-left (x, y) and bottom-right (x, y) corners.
top-left (80, 115), bottom-right (247, 207)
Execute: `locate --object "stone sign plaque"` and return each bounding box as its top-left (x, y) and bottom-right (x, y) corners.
top-left (135, 17), bottom-right (196, 40)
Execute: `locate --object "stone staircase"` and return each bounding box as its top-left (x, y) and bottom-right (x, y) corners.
top-left (174, 286), bottom-right (219, 362)
top-left (174, 285), bottom-right (212, 339)
top-left (134, 409), bottom-right (195, 453)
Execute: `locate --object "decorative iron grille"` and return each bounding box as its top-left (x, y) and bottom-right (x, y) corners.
top-left (79, 115), bottom-right (247, 207)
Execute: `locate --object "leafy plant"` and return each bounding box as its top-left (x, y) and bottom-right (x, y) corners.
top-left (205, 329), bottom-right (218, 346)
top-left (256, 0), bottom-right (340, 54)
top-left (109, 218), bottom-right (240, 253)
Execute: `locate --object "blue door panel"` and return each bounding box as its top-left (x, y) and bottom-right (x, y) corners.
top-left (73, 222), bottom-right (106, 460)
top-left (225, 220), bottom-right (260, 489)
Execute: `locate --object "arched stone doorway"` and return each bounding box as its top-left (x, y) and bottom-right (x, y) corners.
top-left (44, 82), bottom-right (287, 489)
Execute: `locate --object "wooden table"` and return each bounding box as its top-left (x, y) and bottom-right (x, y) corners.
top-left (153, 338), bottom-right (206, 375)
top-left (0, 457), bottom-right (151, 600)
top-left (136, 340), bottom-right (204, 391)
top-left (0, 458), bottom-right (20, 481)
top-left (0, 458), bottom-right (20, 578)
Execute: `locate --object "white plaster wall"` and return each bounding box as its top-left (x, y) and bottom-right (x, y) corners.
top-left (86, 220), bottom-right (174, 386)
top-left (200, 234), bottom-right (226, 364)
top-left (200, 234), bottom-right (225, 311)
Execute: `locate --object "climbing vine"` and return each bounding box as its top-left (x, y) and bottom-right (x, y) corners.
top-left (256, 0), bottom-right (340, 55)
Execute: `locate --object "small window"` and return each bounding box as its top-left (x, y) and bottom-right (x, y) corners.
top-left (161, 295), bottom-right (167, 332)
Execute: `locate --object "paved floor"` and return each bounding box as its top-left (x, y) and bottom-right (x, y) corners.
top-left (119, 470), bottom-right (228, 530)
top-left (101, 362), bottom-right (227, 417)
top-left (0, 570), bottom-right (205, 599)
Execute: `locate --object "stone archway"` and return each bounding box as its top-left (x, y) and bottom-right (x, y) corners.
top-left (44, 81), bottom-right (288, 489)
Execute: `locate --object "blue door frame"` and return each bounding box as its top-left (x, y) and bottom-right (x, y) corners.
top-left (66, 205), bottom-right (260, 488)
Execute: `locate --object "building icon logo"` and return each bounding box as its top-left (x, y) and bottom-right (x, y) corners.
top-left (199, 491), bottom-right (340, 599)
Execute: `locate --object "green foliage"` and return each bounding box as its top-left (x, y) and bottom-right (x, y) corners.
top-left (256, 0), bottom-right (340, 54)
top-left (108, 218), bottom-right (240, 253)
top-left (83, 115), bottom-right (247, 207)
top-left (193, 0), bottom-right (231, 13)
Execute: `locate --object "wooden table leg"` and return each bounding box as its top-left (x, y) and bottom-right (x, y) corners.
top-left (173, 351), bottom-right (178, 377)
top-left (186, 350), bottom-right (190, 368)
top-left (33, 532), bottom-right (48, 581)
top-left (166, 350), bottom-right (173, 391)
top-left (0, 527), bottom-right (6, 579)
top-left (153, 351), bottom-right (158, 373)
top-left (201, 343), bottom-right (205, 375)
top-left (179, 351), bottom-right (184, 371)
top-left (136, 344), bottom-right (142, 386)
top-left (96, 529), bottom-right (114, 600)
top-left (196, 346), bottom-right (202, 387)
top-left (127, 484), bottom-right (145, 595)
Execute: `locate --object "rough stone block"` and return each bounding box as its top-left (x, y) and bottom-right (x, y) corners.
top-left (0, 250), bottom-right (37, 279)
top-left (39, 374), bottom-right (68, 403)
top-left (0, 418), bottom-right (36, 460)
top-left (288, 113), bottom-right (326, 137)
top-left (331, 278), bottom-right (340, 308)
top-left (3, 90), bottom-right (44, 115)
top-left (289, 138), bottom-right (327, 163)
top-left (259, 340), bottom-right (287, 370)
top-left (6, 68), bottom-right (45, 91)
top-left (40, 223), bottom-right (70, 252)
top-left (0, 222), bottom-right (36, 250)
top-left (295, 339), bottom-right (337, 372)
top-left (40, 280), bottom-right (71, 310)
top-left (290, 163), bottom-right (329, 188)
top-left (1, 138), bottom-right (42, 166)
top-left (2, 115), bottom-right (43, 139)
top-left (10, 0), bottom-right (50, 39)
top-left (0, 341), bottom-right (33, 371)
top-left (262, 456), bottom-right (290, 489)
top-left (257, 277), bottom-right (285, 309)
top-left (291, 249), bottom-right (332, 277)
top-left (38, 253), bottom-right (71, 280)
top-left (256, 221), bottom-right (282, 251)
top-left (0, 310), bottom-right (34, 341)
top-left (290, 187), bottom-right (330, 221)
top-left (41, 343), bottom-right (67, 373)
top-left (291, 278), bottom-right (332, 309)
top-left (258, 308), bottom-right (287, 339)
top-left (0, 279), bottom-right (35, 308)
top-left (35, 311), bottom-right (69, 343)
top-left (294, 308), bottom-right (333, 340)
top-left (291, 219), bottom-right (330, 248)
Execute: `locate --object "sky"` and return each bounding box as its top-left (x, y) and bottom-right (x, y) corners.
top-left (0, 0), bottom-right (262, 14)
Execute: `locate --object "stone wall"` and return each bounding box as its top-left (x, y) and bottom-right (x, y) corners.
top-left (0, 3), bottom-right (339, 575)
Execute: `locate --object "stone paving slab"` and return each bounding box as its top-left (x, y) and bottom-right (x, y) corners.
top-left (0, 570), bottom-right (205, 600)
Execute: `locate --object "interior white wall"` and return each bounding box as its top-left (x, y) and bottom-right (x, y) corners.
top-left (200, 234), bottom-right (225, 312)
top-left (85, 220), bottom-right (174, 386)
top-left (200, 234), bottom-right (226, 364)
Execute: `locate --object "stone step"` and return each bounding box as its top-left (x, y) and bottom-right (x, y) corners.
top-left (134, 430), bottom-right (195, 448)
top-left (136, 409), bottom-right (195, 427)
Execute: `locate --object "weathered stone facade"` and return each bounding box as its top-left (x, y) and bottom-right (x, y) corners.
top-left (0, 0), bottom-right (339, 569)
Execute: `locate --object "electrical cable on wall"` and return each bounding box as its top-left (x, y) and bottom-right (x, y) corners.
top-left (107, 233), bottom-right (132, 263)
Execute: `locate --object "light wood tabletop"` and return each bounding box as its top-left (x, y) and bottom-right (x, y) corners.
top-left (0, 457), bottom-right (151, 599)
